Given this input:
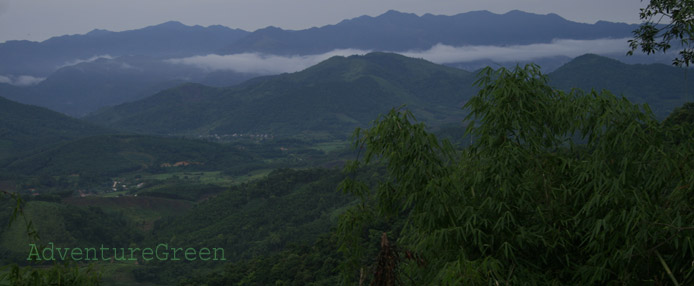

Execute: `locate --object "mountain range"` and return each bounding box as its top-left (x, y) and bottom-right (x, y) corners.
top-left (85, 52), bottom-right (694, 140)
top-left (0, 56), bottom-right (260, 116)
top-left (2, 50), bottom-right (689, 190)
top-left (0, 21), bottom-right (249, 77)
top-left (84, 52), bottom-right (475, 139)
top-left (2, 10), bottom-right (693, 285)
top-left (0, 9), bottom-right (650, 116)
top-left (221, 10), bottom-right (638, 55)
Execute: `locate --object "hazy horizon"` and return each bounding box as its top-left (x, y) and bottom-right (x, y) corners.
top-left (0, 0), bottom-right (647, 43)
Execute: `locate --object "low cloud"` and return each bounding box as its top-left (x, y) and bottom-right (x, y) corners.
top-left (0, 74), bottom-right (45, 86)
top-left (402, 38), bottom-right (630, 64)
top-left (58, 55), bottom-right (114, 69)
top-left (166, 49), bottom-right (370, 75)
top-left (165, 38), bottom-right (630, 74)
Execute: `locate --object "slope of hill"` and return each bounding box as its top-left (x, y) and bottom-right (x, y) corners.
top-left (1, 134), bottom-right (257, 178)
top-left (87, 52), bottom-right (693, 140)
top-left (86, 52), bottom-right (477, 139)
top-left (221, 10), bottom-right (638, 55)
top-left (0, 95), bottom-right (110, 161)
top-left (0, 56), bottom-right (259, 116)
top-left (549, 54), bottom-right (693, 118)
top-left (0, 200), bottom-right (145, 264)
top-left (140, 168), bottom-right (350, 284)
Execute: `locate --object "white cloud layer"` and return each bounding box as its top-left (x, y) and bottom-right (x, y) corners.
top-left (402, 38), bottom-right (630, 64)
top-left (0, 74), bottom-right (45, 86)
top-left (166, 49), bottom-right (370, 75)
top-left (165, 38), bottom-right (630, 75)
top-left (58, 54), bottom-right (114, 69)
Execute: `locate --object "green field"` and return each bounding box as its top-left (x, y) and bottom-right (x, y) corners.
top-left (312, 140), bottom-right (350, 153)
top-left (142, 168), bottom-right (274, 186)
top-left (144, 171), bottom-right (234, 185)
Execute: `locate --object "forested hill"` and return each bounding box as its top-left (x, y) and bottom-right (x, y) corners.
top-left (86, 53), bottom-right (693, 139)
top-left (0, 95), bottom-right (111, 161)
top-left (1, 134), bottom-right (258, 178)
top-left (549, 53), bottom-right (693, 118)
top-left (85, 52), bottom-right (476, 139)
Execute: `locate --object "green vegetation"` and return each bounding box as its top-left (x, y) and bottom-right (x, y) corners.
top-left (0, 96), bottom-right (109, 163)
top-left (137, 182), bottom-right (226, 201)
top-left (0, 200), bottom-right (143, 265)
top-left (3, 134), bottom-right (256, 177)
top-left (664, 102), bottom-right (694, 127)
top-left (2, 44), bottom-right (694, 285)
top-left (338, 64), bottom-right (694, 284)
top-left (0, 134), bottom-right (267, 195)
top-left (0, 190), bottom-right (104, 286)
top-left (182, 232), bottom-right (342, 285)
top-left (131, 168), bottom-right (351, 284)
top-left (86, 53), bottom-right (693, 143)
top-left (629, 0), bottom-right (694, 66)
top-left (86, 53), bottom-right (475, 139)
top-left (549, 54), bottom-right (693, 118)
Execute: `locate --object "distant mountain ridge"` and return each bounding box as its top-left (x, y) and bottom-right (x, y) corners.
top-left (0, 9), bottom-right (659, 118)
top-left (0, 9), bottom-right (639, 78)
top-left (221, 10), bottom-right (639, 55)
top-left (0, 21), bottom-right (249, 76)
top-left (0, 55), bottom-right (260, 117)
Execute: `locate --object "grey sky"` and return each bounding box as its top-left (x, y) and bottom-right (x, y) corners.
top-left (0, 0), bottom-right (647, 43)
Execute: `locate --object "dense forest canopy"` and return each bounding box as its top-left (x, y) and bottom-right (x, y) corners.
top-left (338, 64), bottom-right (694, 285)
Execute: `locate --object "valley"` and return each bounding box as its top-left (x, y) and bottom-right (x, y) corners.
top-left (1, 6), bottom-right (693, 285)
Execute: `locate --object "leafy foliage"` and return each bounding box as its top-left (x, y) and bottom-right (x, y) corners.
top-left (136, 168), bottom-right (352, 284)
top-left (0, 191), bottom-right (103, 285)
top-left (0, 262), bottom-right (102, 286)
top-left (0, 201), bottom-right (143, 265)
top-left (179, 232), bottom-right (343, 286)
top-left (664, 102), bottom-right (694, 126)
top-left (628, 0), bottom-right (694, 66)
top-left (338, 64), bottom-right (694, 285)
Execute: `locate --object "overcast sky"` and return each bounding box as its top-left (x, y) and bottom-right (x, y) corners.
top-left (0, 0), bottom-right (648, 43)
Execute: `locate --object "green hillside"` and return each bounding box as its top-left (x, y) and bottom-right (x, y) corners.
top-left (549, 54), bottom-right (693, 118)
top-left (86, 53), bottom-right (694, 141)
top-left (0, 95), bottom-right (110, 162)
top-left (2, 134), bottom-right (258, 179)
top-left (4, 52), bottom-right (693, 285)
top-left (135, 168), bottom-right (351, 284)
top-left (0, 200), bottom-right (143, 264)
top-left (86, 52), bottom-right (476, 140)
